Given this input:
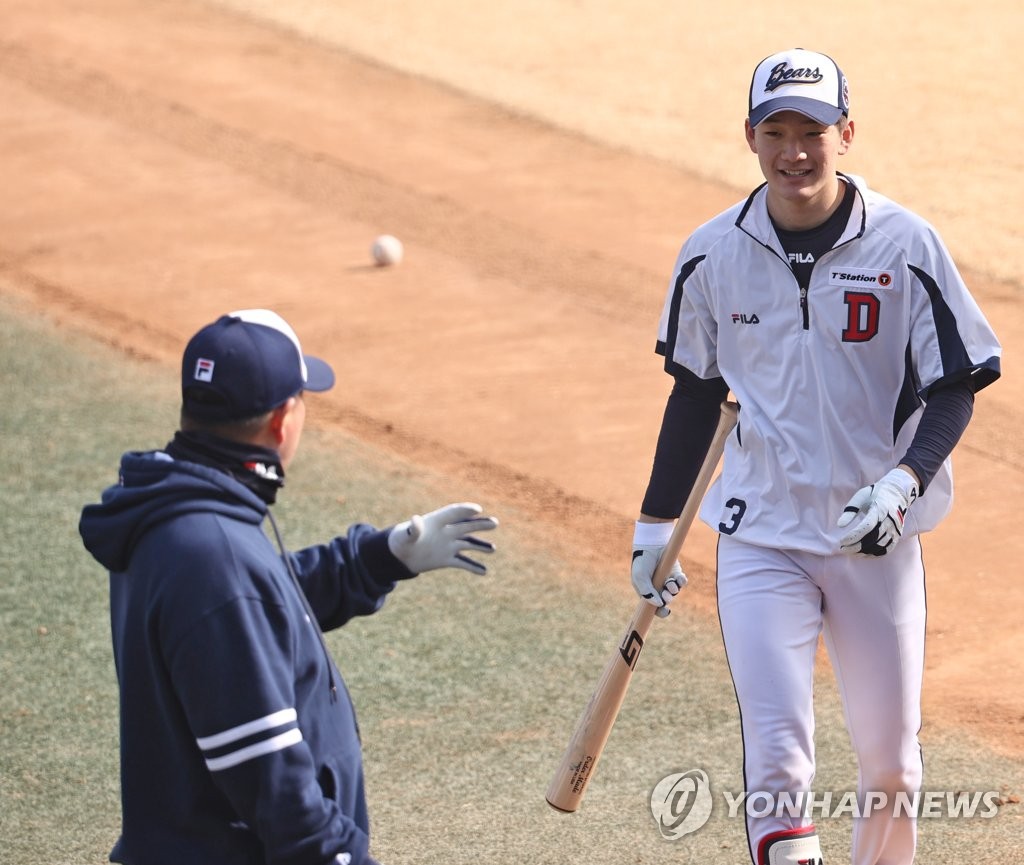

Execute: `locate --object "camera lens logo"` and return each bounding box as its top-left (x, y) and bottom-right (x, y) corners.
top-left (650, 769), bottom-right (713, 840)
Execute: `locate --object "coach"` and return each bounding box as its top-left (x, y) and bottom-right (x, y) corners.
top-left (80, 309), bottom-right (498, 865)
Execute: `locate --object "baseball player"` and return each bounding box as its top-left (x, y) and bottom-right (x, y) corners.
top-left (630, 49), bottom-right (1001, 865)
top-left (79, 309), bottom-right (498, 865)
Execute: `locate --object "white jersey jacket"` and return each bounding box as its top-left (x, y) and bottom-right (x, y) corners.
top-left (657, 174), bottom-right (1001, 555)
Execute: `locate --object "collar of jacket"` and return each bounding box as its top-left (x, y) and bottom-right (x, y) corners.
top-left (165, 430), bottom-right (285, 505)
top-left (734, 171), bottom-right (868, 257)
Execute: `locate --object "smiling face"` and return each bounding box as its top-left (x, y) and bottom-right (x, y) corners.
top-left (745, 110), bottom-right (854, 230)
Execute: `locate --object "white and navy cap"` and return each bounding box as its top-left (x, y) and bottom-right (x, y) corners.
top-left (182, 308), bottom-right (335, 421)
top-left (748, 48), bottom-right (849, 127)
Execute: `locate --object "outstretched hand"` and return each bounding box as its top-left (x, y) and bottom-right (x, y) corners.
top-left (387, 502), bottom-right (498, 576)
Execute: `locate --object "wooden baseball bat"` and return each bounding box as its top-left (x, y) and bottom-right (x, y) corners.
top-left (545, 400), bottom-right (739, 813)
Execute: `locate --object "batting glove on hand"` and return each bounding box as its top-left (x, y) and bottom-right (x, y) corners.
top-left (387, 502), bottom-right (498, 576)
top-left (837, 468), bottom-right (919, 557)
top-left (631, 521), bottom-right (686, 618)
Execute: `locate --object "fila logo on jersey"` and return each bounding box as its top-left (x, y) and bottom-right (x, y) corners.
top-left (731, 313), bottom-right (760, 324)
top-left (829, 268), bottom-right (894, 288)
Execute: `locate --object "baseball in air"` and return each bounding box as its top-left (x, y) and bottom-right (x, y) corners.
top-left (371, 234), bottom-right (403, 267)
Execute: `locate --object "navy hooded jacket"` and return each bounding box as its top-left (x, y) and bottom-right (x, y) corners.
top-left (79, 449), bottom-right (412, 865)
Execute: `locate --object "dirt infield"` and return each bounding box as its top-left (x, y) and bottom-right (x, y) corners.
top-left (1, 0), bottom-right (1020, 755)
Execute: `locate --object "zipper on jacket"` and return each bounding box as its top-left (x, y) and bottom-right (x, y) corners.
top-left (266, 510), bottom-right (339, 702)
top-left (761, 241), bottom-right (813, 331)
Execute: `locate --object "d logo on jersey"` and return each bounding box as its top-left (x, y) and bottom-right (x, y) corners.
top-left (842, 291), bottom-right (880, 342)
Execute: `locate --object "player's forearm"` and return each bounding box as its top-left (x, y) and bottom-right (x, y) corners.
top-left (898, 378), bottom-right (974, 493)
top-left (640, 371), bottom-right (728, 519)
top-left (896, 463), bottom-right (921, 488)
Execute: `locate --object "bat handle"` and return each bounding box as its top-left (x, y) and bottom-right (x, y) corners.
top-left (652, 400), bottom-right (738, 591)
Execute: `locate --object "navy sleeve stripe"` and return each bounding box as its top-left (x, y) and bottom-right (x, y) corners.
top-left (909, 264), bottom-right (980, 382)
top-left (893, 340), bottom-right (922, 443)
top-left (662, 254), bottom-right (706, 374)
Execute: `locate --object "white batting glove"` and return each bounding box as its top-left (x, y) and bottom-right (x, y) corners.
top-left (837, 468), bottom-right (919, 557)
top-left (631, 521), bottom-right (687, 618)
top-left (387, 502), bottom-right (498, 575)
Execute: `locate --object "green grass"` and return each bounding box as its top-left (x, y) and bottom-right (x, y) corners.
top-left (1, 294), bottom-right (1020, 863)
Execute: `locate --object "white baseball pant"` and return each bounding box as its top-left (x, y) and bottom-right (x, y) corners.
top-left (717, 533), bottom-right (926, 865)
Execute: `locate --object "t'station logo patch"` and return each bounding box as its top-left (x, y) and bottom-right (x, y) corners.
top-left (829, 268), bottom-right (894, 289)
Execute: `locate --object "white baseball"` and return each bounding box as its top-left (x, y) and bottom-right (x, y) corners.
top-left (371, 234), bottom-right (403, 267)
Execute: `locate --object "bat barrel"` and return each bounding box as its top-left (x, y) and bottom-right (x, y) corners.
top-left (544, 401), bottom-right (738, 813)
top-left (545, 602), bottom-right (656, 812)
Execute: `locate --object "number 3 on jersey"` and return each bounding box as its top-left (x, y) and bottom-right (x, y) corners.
top-left (718, 497), bottom-right (747, 535)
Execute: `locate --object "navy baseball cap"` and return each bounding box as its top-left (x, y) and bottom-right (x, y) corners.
top-left (182, 309), bottom-right (335, 421)
top-left (748, 48), bottom-right (849, 127)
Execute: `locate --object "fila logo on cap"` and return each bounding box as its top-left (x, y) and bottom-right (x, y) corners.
top-left (194, 358), bottom-right (215, 382)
